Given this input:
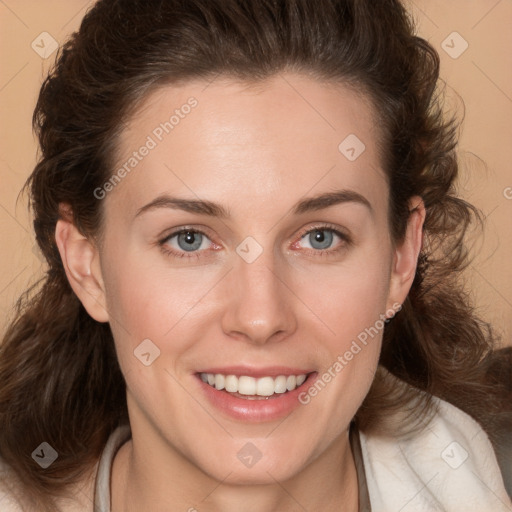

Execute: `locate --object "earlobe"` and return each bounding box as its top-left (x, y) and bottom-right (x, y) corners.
top-left (54, 214), bottom-right (109, 323)
top-left (387, 196), bottom-right (426, 311)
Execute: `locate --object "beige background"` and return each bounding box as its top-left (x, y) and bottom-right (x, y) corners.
top-left (0, 1), bottom-right (511, 344)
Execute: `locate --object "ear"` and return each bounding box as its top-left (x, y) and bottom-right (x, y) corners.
top-left (54, 205), bottom-right (109, 323)
top-left (386, 196), bottom-right (425, 312)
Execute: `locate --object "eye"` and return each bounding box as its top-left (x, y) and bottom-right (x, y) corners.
top-left (294, 225), bottom-right (351, 255)
top-left (159, 229), bottom-right (214, 258)
top-left (301, 229), bottom-right (335, 250)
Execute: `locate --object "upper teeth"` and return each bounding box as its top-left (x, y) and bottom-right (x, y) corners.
top-left (200, 373), bottom-right (307, 396)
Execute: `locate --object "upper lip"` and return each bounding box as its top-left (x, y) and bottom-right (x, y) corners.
top-left (197, 366), bottom-right (315, 378)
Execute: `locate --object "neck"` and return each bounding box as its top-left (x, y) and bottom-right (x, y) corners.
top-left (111, 428), bottom-right (359, 512)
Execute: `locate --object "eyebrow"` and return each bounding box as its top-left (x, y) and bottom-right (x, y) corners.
top-left (135, 195), bottom-right (228, 218)
top-left (134, 189), bottom-right (373, 219)
top-left (293, 190), bottom-right (372, 216)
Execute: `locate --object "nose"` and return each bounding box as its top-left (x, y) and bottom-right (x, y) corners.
top-left (220, 250), bottom-right (298, 345)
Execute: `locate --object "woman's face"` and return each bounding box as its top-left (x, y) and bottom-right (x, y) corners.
top-left (77, 74), bottom-right (419, 484)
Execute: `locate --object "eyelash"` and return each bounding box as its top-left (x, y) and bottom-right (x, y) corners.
top-left (158, 227), bottom-right (215, 260)
top-left (294, 224), bottom-right (352, 256)
top-left (158, 224), bottom-right (352, 260)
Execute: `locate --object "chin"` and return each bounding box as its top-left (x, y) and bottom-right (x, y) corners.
top-left (193, 445), bottom-right (308, 486)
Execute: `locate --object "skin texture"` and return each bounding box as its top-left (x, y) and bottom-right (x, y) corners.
top-left (55, 74), bottom-right (425, 511)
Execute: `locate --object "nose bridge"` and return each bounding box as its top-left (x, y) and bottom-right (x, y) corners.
top-left (221, 244), bottom-right (297, 344)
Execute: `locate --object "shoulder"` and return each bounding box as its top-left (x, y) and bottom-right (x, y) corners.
top-left (0, 456), bottom-right (26, 512)
top-left (0, 425), bottom-right (130, 512)
top-left (0, 455), bottom-right (97, 512)
top-left (359, 393), bottom-right (512, 511)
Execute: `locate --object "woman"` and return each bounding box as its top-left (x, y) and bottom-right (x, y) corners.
top-left (0, 0), bottom-right (510, 510)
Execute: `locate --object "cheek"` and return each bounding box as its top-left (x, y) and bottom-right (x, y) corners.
top-left (102, 251), bottom-right (219, 336)
top-left (297, 247), bottom-right (392, 346)
top-left (294, 242), bottom-right (392, 403)
top-left (294, 262), bottom-right (389, 446)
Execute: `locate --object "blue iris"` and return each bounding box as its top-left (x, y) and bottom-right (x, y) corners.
top-left (308, 229), bottom-right (333, 250)
top-left (177, 231), bottom-right (203, 252)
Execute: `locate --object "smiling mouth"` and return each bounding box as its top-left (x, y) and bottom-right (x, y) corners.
top-left (199, 372), bottom-right (312, 400)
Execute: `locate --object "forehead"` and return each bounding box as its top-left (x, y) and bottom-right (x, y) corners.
top-left (107, 74), bottom-right (387, 219)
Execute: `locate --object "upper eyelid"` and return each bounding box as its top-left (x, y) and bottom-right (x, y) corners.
top-left (294, 227), bottom-right (350, 250)
top-left (161, 224), bottom-right (349, 250)
top-left (295, 224), bottom-right (352, 247)
top-left (158, 229), bottom-right (213, 259)
top-left (159, 225), bottom-right (214, 241)
top-left (161, 224), bottom-right (344, 239)
top-left (298, 223), bottom-right (349, 237)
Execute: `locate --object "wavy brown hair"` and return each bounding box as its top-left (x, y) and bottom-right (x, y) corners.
top-left (0, 0), bottom-right (505, 509)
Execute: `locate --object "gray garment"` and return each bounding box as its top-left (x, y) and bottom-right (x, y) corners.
top-left (350, 422), bottom-right (372, 512)
top-left (93, 423), bottom-right (371, 511)
top-left (94, 425), bottom-right (130, 512)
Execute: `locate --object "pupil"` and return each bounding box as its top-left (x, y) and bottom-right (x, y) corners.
top-left (315, 231), bottom-right (325, 242)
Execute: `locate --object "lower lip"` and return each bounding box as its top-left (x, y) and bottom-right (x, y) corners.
top-left (196, 373), bottom-right (318, 422)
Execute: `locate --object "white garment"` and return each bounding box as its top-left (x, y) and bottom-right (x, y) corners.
top-left (0, 396), bottom-right (510, 511)
top-left (359, 396), bottom-right (512, 511)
